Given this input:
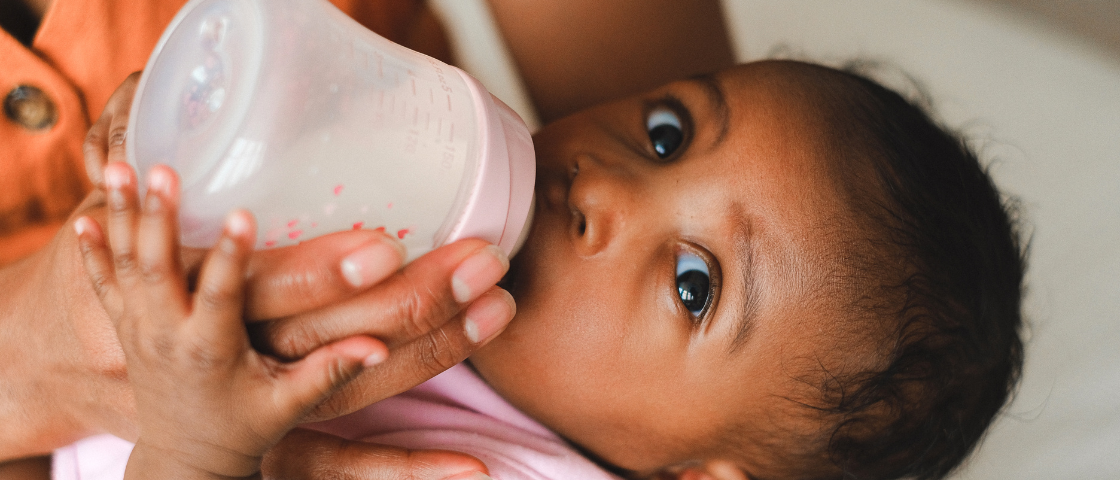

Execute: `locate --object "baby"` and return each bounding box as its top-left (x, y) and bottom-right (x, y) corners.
top-left (72, 60), bottom-right (1025, 480)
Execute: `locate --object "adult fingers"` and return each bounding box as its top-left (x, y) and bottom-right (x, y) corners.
top-left (262, 428), bottom-right (490, 480)
top-left (242, 230), bottom-right (406, 321)
top-left (84, 72), bottom-right (141, 188)
top-left (277, 335), bottom-right (385, 420)
top-left (304, 287), bottom-right (514, 422)
top-left (256, 240), bottom-right (508, 359)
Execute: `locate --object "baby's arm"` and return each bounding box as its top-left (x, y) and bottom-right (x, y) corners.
top-left (74, 163), bottom-right (386, 479)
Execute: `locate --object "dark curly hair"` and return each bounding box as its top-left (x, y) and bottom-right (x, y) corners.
top-left (778, 61), bottom-right (1027, 480)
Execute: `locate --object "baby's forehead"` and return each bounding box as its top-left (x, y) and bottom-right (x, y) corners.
top-left (706, 63), bottom-right (894, 358)
top-left (717, 60), bottom-right (860, 96)
top-left (714, 61), bottom-right (873, 141)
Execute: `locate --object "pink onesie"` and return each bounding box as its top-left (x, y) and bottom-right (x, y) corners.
top-left (52, 363), bottom-right (619, 480)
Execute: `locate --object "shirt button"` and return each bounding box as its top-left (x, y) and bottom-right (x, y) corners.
top-left (4, 85), bottom-right (59, 131)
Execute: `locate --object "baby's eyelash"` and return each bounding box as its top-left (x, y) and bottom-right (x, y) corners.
top-left (675, 246), bottom-right (720, 327)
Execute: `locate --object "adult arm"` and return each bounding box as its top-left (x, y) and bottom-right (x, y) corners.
top-left (486, 0), bottom-right (736, 123)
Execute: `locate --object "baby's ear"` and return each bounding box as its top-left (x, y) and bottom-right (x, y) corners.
top-left (674, 460), bottom-right (749, 480)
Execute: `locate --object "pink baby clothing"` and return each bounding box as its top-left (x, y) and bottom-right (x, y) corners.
top-left (52, 363), bottom-right (621, 480)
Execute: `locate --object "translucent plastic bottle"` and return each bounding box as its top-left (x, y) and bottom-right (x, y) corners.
top-left (128, 0), bottom-right (535, 261)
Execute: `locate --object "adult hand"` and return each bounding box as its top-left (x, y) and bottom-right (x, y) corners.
top-left (0, 73), bottom-right (515, 477)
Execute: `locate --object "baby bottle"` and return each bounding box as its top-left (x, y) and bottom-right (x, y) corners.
top-left (127, 0), bottom-right (535, 261)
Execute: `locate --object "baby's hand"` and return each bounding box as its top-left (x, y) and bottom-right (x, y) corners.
top-left (74, 163), bottom-right (387, 479)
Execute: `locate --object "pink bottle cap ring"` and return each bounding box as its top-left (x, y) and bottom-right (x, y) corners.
top-left (443, 68), bottom-right (535, 257)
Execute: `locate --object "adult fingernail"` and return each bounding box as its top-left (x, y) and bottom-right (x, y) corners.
top-left (452, 245), bottom-right (509, 304)
top-left (463, 291), bottom-right (514, 345)
top-left (340, 239), bottom-right (406, 288)
top-left (442, 472), bottom-right (493, 480)
top-left (109, 129), bottom-right (127, 147)
top-left (363, 350), bottom-right (387, 367)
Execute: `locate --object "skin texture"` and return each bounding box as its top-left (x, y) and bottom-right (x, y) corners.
top-left (470, 62), bottom-right (881, 479)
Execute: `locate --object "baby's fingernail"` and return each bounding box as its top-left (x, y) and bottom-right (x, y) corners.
top-left (340, 239), bottom-right (406, 288)
top-left (103, 163), bottom-right (130, 189)
top-left (452, 245), bottom-right (509, 304)
top-left (147, 166), bottom-right (173, 195)
top-left (225, 211), bottom-right (252, 236)
top-left (103, 164), bottom-right (130, 208)
top-left (463, 290), bottom-right (514, 345)
top-left (73, 217), bottom-right (94, 237)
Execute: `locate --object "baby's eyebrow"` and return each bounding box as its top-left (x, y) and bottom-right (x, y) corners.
top-left (686, 73), bottom-right (731, 148)
top-left (729, 206), bottom-right (760, 353)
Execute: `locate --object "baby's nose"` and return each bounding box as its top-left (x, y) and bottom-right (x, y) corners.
top-left (567, 155), bottom-right (638, 257)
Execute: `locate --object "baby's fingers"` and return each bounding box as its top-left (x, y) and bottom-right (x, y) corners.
top-left (102, 163), bottom-right (145, 293)
top-left (135, 166), bottom-right (190, 323)
top-left (191, 210), bottom-right (256, 345)
top-left (74, 216), bottom-right (123, 320)
top-left (278, 336), bottom-right (386, 418)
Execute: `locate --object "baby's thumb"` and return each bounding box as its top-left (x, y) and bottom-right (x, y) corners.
top-left (282, 335), bottom-right (387, 414)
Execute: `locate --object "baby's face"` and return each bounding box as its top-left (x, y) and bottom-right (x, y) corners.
top-left (470, 62), bottom-right (870, 477)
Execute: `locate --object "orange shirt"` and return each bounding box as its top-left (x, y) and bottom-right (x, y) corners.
top-left (0, 0), bottom-right (448, 266)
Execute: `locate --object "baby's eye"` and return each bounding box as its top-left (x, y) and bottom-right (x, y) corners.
top-left (646, 107), bottom-right (684, 159)
top-left (676, 251), bottom-right (712, 319)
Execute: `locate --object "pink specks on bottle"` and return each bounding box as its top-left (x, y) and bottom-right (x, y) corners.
top-left (334, 184), bottom-right (345, 196)
top-left (352, 221), bottom-right (364, 230)
top-left (288, 230), bottom-right (303, 240)
top-left (374, 226), bottom-right (386, 234)
top-left (386, 202), bottom-right (393, 209)
top-left (287, 220), bottom-right (299, 229)
top-left (311, 222), bottom-right (318, 228)
top-left (265, 227), bottom-right (282, 246)
top-left (397, 228), bottom-right (410, 239)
